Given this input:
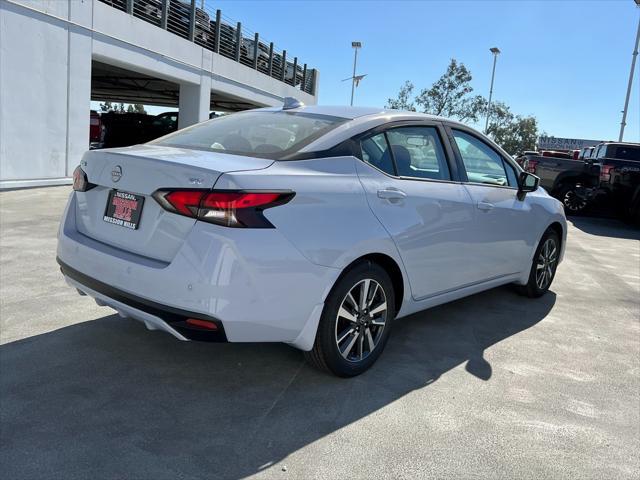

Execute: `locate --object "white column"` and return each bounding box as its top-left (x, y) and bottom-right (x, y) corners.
top-left (178, 75), bottom-right (211, 129)
top-left (66, 0), bottom-right (93, 176)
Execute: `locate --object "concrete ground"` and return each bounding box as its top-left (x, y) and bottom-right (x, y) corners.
top-left (1, 186), bottom-right (639, 480)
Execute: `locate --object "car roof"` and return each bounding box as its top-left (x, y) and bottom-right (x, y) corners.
top-left (257, 104), bottom-right (457, 123)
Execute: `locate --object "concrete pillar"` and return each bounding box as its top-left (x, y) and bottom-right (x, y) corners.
top-left (66, 1), bottom-right (93, 177)
top-left (0, 0), bottom-right (92, 188)
top-left (178, 75), bottom-right (211, 129)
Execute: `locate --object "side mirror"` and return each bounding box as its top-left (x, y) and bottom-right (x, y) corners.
top-left (517, 171), bottom-right (539, 200)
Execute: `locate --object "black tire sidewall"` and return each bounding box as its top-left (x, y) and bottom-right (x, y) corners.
top-left (316, 262), bottom-right (395, 377)
top-left (526, 230), bottom-right (560, 297)
top-left (558, 184), bottom-right (587, 214)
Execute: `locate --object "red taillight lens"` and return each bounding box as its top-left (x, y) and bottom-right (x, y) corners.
top-left (164, 190), bottom-right (205, 216)
top-left (525, 160), bottom-right (538, 174)
top-left (600, 164), bottom-right (615, 182)
top-left (152, 189), bottom-right (294, 228)
top-left (72, 166), bottom-right (95, 192)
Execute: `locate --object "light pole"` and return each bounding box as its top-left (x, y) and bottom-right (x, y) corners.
top-left (350, 41), bottom-right (361, 106)
top-left (484, 47), bottom-right (501, 134)
top-left (618, 2), bottom-right (640, 141)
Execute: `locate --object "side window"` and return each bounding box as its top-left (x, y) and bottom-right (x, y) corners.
top-left (360, 133), bottom-right (395, 175)
top-left (452, 130), bottom-right (514, 187)
top-left (385, 127), bottom-right (451, 180)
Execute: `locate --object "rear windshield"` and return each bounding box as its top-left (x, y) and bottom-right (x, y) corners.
top-left (152, 111), bottom-right (348, 159)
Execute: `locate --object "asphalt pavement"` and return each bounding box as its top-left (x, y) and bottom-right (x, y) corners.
top-left (1, 186), bottom-right (639, 479)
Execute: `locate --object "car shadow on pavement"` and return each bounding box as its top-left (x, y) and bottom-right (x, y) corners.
top-left (0, 286), bottom-right (555, 479)
top-left (569, 216), bottom-right (640, 240)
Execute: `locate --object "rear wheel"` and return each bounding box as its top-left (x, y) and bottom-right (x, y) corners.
top-left (517, 229), bottom-right (560, 298)
top-left (558, 183), bottom-right (588, 214)
top-left (305, 262), bottom-right (395, 377)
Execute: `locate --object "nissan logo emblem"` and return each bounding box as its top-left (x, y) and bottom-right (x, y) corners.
top-left (111, 165), bottom-right (122, 183)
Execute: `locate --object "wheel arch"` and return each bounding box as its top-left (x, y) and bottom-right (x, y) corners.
top-left (337, 253), bottom-right (405, 316)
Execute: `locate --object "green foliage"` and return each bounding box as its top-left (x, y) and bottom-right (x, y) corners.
top-left (386, 58), bottom-right (540, 154)
top-left (386, 81), bottom-right (416, 112)
top-left (486, 102), bottom-right (538, 155)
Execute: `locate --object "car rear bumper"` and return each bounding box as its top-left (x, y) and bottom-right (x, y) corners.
top-left (57, 193), bottom-right (339, 350)
top-left (59, 259), bottom-right (228, 342)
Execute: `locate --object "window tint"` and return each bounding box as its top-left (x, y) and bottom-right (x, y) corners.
top-left (361, 133), bottom-right (395, 175)
top-left (153, 111), bottom-right (347, 159)
top-left (452, 130), bottom-right (514, 187)
top-left (386, 127), bottom-right (451, 180)
top-left (613, 145), bottom-right (640, 161)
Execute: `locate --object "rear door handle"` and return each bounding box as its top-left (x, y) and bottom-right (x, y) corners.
top-left (377, 189), bottom-right (407, 200)
top-left (477, 201), bottom-right (494, 211)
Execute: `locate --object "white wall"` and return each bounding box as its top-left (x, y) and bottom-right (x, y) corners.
top-left (0, 0), bottom-right (318, 189)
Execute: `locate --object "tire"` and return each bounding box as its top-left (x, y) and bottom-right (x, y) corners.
top-left (305, 261), bottom-right (395, 377)
top-left (557, 183), bottom-right (588, 215)
top-left (516, 229), bottom-right (560, 298)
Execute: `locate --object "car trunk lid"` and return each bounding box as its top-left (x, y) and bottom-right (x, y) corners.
top-left (74, 145), bottom-right (274, 262)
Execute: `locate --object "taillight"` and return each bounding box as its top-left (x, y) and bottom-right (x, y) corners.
top-left (152, 189), bottom-right (294, 228)
top-left (525, 159), bottom-right (538, 174)
top-left (72, 166), bottom-right (96, 192)
top-left (600, 164), bottom-right (615, 182)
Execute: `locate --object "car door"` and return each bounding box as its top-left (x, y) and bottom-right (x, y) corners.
top-left (448, 128), bottom-right (532, 279)
top-left (355, 123), bottom-right (482, 301)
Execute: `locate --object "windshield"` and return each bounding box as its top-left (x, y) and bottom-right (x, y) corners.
top-left (152, 111), bottom-right (348, 159)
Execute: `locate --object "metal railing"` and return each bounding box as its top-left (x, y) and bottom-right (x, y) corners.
top-left (98, 0), bottom-right (317, 95)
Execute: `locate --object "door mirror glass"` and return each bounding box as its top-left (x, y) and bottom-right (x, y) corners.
top-left (518, 171), bottom-right (539, 194)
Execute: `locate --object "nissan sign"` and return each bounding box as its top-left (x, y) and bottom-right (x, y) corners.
top-left (537, 136), bottom-right (603, 151)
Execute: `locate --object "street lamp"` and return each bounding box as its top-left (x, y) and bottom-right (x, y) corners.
top-left (350, 42), bottom-right (362, 106)
top-left (484, 47), bottom-right (501, 134)
top-left (618, 1), bottom-right (640, 141)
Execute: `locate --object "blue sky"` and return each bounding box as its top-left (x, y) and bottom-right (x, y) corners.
top-left (210, 0), bottom-right (640, 142)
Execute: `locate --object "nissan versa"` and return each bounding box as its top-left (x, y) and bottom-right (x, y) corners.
top-left (57, 101), bottom-right (567, 376)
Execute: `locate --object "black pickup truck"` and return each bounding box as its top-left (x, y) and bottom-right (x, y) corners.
top-left (515, 153), bottom-right (600, 214)
top-left (591, 142), bottom-right (640, 222)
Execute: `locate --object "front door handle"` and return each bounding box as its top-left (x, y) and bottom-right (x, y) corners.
top-left (377, 189), bottom-right (407, 200)
top-left (477, 201), bottom-right (494, 211)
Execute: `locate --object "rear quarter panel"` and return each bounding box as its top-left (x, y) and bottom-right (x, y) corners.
top-left (213, 157), bottom-right (412, 309)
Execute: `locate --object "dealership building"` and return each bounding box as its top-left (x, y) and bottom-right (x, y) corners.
top-left (0, 0), bottom-right (319, 189)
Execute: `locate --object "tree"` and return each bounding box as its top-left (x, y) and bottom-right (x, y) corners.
top-left (387, 59), bottom-right (486, 122)
top-left (386, 81), bottom-right (416, 111)
top-left (486, 101), bottom-right (538, 155)
top-left (386, 59), bottom-right (540, 154)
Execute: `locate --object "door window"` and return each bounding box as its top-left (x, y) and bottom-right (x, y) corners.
top-left (452, 130), bottom-right (516, 187)
top-left (360, 133), bottom-right (395, 175)
top-left (386, 127), bottom-right (451, 180)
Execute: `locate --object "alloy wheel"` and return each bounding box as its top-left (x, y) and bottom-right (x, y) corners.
top-left (535, 238), bottom-right (558, 290)
top-left (563, 190), bottom-right (587, 212)
top-left (335, 279), bottom-right (387, 363)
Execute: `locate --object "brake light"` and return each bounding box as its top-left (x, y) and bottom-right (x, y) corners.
top-left (525, 159), bottom-right (538, 174)
top-left (72, 166), bottom-right (96, 192)
top-left (152, 189), bottom-right (294, 228)
top-left (600, 164), bottom-right (615, 182)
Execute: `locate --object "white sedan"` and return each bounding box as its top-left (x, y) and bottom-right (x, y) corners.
top-left (58, 101), bottom-right (566, 376)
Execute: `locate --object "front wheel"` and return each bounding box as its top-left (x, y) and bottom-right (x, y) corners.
top-left (517, 229), bottom-right (560, 298)
top-left (305, 262), bottom-right (395, 377)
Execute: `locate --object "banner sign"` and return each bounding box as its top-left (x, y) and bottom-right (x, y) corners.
top-left (537, 136), bottom-right (603, 151)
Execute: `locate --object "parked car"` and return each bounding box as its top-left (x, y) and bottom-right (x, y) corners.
top-left (146, 111), bottom-right (179, 140)
top-left (515, 152), bottom-right (599, 213)
top-left (59, 104), bottom-right (566, 377)
top-left (100, 112), bottom-right (153, 148)
top-left (578, 146), bottom-right (595, 160)
top-left (89, 110), bottom-right (105, 149)
top-left (592, 142), bottom-right (640, 221)
top-left (540, 150), bottom-right (573, 159)
top-left (167, 0), bottom-right (210, 44)
top-left (241, 37), bottom-right (270, 68)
